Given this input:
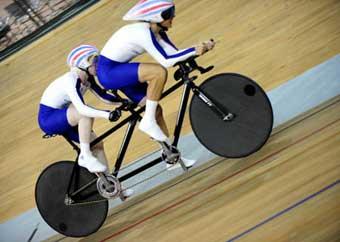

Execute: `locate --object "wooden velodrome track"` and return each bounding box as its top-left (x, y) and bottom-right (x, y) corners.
top-left (0, 0), bottom-right (339, 240)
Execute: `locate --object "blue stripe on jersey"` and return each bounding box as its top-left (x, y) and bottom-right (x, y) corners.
top-left (76, 79), bottom-right (85, 103)
top-left (75, 77), bottom-right (108, 114)
top-left (159, 31), bottom-right (178, 50)
top-left (150, 29), bottom-right (195, 59)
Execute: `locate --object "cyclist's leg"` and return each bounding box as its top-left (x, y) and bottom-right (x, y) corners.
top-left (90, 132), bottom-right (109, 173)
top-left (138, 63), bottom-right (169, 141)
top-left (67, 105), bottom-right (93, 144)
top-left (67, 105), bottom-right (106, 172)
top-left (90, 131), bottom-right (133, 196)
top-left (138, 63), bottom-right (167, 100)
top-left (97, 57), bottom-right (168, 141)
top-left (39, 104), bottom-right (81, 143)
top-left (121, 79), bottom-right (170, 139)
top-left (156, 105), bottom-right (170, 137)
top-left (135, 67), bottom-right (196, 168)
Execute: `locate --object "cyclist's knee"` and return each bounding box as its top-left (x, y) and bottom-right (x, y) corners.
top-left (155, 65), bottom-right (167, 82)
top-left (139, 64), bottom-right (167, 83)
top-left (79, 116), bottom-right (94, 126)
top-left (83, 116), bottom-right (94, 121)
top-left (67, 105), bottom-right (92, 126)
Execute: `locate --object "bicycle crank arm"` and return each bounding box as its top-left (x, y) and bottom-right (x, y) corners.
top-left (158, 141), bottom-right (173, 156)
top-left (95, 173), bottom-right (115, 191)
top-left (158, 141), bottom-right (181, 164)
top-left (96, 173), bottom-right (122, 199)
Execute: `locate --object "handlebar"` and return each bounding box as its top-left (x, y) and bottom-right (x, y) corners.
top-left (173, 55), bottom-right (214, 81)
top-left (109, 56), bottom-right (214, 122)
top-left (108, 91), bottom-right (138, 122)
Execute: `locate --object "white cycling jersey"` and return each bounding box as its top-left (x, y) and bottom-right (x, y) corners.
top-left (100, 22), bottom-right (196, 68)
top-left (40, 71), bottom-right (117, 119)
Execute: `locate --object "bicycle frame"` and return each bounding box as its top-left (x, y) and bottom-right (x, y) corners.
top-left (63, 58), bottom-right (228, 203)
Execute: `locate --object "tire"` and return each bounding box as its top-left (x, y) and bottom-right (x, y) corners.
top-left (190, 73), bottom-right (273, 158)
top-left (35, 161), bottom-right (108, 237)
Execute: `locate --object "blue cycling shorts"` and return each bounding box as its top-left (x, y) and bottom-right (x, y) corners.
top-left (97, 55), bottom-right (147, 104)
top-left (38, 104), bottom-right (79, 142)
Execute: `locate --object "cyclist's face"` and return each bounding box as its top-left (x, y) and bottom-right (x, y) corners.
top-left (88, 64), bottom-right (96, 76)
top-left (87, 56), bottom-right (98, 76)
top-left (161, 17), bottom-right (174, 29)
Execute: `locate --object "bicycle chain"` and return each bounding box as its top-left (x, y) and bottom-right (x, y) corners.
top-left (123, 163), bottom-right (174, 190)
top-left (68, 162), bottom-right (180, 206)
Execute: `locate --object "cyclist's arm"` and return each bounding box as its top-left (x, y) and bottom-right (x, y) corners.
top-left (65, 76), bottom-right (110, 119)
top-left (88, 76), bottom-right (121, 105)
top-left (158, 31), bottom-right (179, 53)
top-left (140, 29), bottom-right (196, 68)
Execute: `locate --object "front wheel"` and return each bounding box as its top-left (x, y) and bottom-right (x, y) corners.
top-left (189, 73), bottom-right (273, 158)
top-left (35, 161), bottom-right (108, 237)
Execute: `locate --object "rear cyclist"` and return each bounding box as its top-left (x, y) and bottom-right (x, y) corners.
top-left (38, 45), bottom-right (120, 174)
top-left (97, 0), bottom-right (215, 169)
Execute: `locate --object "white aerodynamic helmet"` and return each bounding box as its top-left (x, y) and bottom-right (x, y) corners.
top-left (66, 44), bottom-right (99, 70)
top-left (123, 0), bottom-right (175, 23)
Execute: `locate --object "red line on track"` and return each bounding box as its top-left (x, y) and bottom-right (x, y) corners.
top-left (101, 118), bottom-right (339, 242)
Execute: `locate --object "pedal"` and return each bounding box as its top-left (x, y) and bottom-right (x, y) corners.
top-left (96, 174), bottom-right (122, 199)
top-left (160, 143), bottom-right (180, 165)
top-left (119, 188), bottom-right (134, 201)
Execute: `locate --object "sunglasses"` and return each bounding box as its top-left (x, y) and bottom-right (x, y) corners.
top-left (161, 6), bottom-right (176, 21)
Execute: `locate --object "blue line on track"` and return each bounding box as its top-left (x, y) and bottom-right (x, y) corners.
top-left (226, 179), bottom-right (340, 242)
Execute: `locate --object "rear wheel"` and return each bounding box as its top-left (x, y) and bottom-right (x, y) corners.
top-left (35, 161), bottom-right (108, 237)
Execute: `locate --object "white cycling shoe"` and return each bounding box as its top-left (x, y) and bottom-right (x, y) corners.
top-left (139, 119), bottom-right (167, 142)
top-left (78, 153), bottom-right (107, 173)
top-left (166, 157), bottom-right (197, 171)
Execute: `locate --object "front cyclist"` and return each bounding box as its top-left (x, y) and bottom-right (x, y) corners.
top-left (97, 0), bottom-right (215, 169)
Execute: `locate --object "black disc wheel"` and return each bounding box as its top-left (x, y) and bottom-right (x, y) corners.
top-left (190, 73), bottom-right (273, 158)
top-left (35, 161), bottom-right (108, 237)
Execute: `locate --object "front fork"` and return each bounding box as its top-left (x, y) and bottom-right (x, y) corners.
top-left (191, 84), bottom-right (235, 121)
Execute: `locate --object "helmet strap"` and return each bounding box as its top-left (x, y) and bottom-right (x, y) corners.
top-left (157, 22), bottom-right (168, 31)
top-left (76, 67), bottom-right (91, 82)
top-left (79, 67), bottom-right (90, 75)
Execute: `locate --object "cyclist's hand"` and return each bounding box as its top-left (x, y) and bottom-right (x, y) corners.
top-left (195, 39), bottom-right (215, 56)
top-left (120, 98), bottom-right (135, 110)
top-left (195, 43), bottom-right (208, 56)
top-left (204, 39), bottom-right (215, 51)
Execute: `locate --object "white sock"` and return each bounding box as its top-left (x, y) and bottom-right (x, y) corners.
top-left (143, 100), bottom-right (158, 122)
top-left (80, 143), bottom-right (92, 156)
top-left (139, 100), bottom-right (167, 141)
